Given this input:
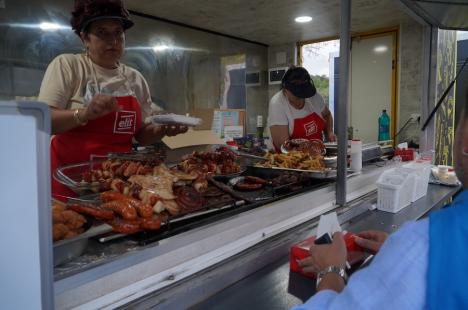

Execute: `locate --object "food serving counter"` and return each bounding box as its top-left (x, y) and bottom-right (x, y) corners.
top-left (54, 162), bottom-right (421, 309)
top-left (136, 183), bottom-right (461, 310)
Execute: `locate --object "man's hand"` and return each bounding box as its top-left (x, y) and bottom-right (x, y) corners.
top-left (354, 230), bottom-right (388, 254)
top-left (299, 232), bottom-right (347, 273)
top-left (84, 94), bottom-right (119, 121)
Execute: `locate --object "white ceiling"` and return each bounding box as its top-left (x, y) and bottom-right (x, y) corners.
top-left (125, 0), bottom-right (413, 46)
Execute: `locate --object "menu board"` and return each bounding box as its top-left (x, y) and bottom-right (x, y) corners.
top-left (211, 109), bottom-right (245, 140)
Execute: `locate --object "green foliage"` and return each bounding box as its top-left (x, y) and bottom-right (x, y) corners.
top-left (311, 75), bottom-right (330, 105)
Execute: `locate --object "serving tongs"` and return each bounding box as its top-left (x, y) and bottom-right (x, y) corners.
top-left (107, 150), bottom-right (165, 162)
top-left (231, 149), bottom-right (268, 161)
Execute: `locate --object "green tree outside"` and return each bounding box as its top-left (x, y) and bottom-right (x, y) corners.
top-left (311, 75), bottom-right (329, 106)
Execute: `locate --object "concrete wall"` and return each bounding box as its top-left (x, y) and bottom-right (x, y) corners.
top-left (267, 43), bottom-right (297, 99)
top-left (397, 17), bottom-right (424, 145)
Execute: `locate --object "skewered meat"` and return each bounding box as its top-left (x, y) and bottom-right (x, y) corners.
top-left (68, 204), bottom-right (114, 220)
top-left (178, 147), bottom-right (241, 176)
top-left (283, 139), bottom-right (325, 156)
top-left (81, 159), bottom-right (158, 189)
top-left (100, 200), bottom-right (137, 220)
top-left (110, 178), bottom-right (126, 193)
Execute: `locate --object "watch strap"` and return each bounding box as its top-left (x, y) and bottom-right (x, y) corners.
top-left (316, 266), bottom-right (348, 289)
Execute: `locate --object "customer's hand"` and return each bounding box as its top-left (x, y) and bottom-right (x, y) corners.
top-left (84, 94), bottom-right (119, 121)
top-left (354, 230), bottom-right (388, 254)
top-left (299, 232), bottom-right (347, 273)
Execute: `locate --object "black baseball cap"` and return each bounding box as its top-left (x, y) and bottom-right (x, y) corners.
top-left (282, 66), bottom-right (317, 98)
top-left (71, 0), bottom-right (134, 35)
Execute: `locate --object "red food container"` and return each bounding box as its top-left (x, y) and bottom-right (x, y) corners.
top-left (394, 148), bottom-right (415, 161)
top-left (290, 233), bottom-right (365, 278)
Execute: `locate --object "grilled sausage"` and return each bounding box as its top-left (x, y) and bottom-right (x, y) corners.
top-left (244, 176), bottom-right (268, 185)
top-left (235, 182), bottom-right (263, 191)
top-left (100, 200), bottom-right (137, 220)
top-left (107, 218), bottom-right (141, 234)
top-left (68, 204), bottom-right (114, 220)
top-left (139, 217), bottom-right (162, 230)
top-left (101, 191), bottom-right (153, 218)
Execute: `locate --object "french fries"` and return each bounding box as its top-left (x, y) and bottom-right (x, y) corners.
top-left (256, 151), bottom-right (325, 171)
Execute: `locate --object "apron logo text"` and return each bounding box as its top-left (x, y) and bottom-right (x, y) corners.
top-left (304, 121), bottom-right (317, 136)
top-left (114, 110), bottom-right (136, 134)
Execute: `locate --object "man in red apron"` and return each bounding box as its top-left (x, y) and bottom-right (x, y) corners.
top-left (268, 66), bottom-right (336, 152)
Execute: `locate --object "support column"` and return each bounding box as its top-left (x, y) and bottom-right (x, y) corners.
top-left (336, 0), bottom-right (351, 206)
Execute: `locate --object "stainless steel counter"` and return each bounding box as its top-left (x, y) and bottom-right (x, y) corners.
top-left (188, 184), bottom-right (460, 310)
top-left (54, 163), bottom-right (447, 309)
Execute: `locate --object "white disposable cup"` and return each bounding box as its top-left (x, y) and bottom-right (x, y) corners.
top-left (350, 139), bottom-right (362, 172)
top-left (437, 165), bottom-right (450, 177)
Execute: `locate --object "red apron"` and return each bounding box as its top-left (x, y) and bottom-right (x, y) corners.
top-left (291, 112), bottom-right (326, 141)
top-left (51, 95), bottom-right (142, 198)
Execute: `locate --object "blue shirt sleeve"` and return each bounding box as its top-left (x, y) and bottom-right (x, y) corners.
top-left (292, 219), bottom-right (429, 310)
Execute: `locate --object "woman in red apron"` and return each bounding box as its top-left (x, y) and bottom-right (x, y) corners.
top-left (40, 0), bottom-right (187, 199)
top-left (268, 66), bottom-right (336, 152)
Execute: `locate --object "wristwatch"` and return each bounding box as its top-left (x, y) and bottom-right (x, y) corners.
top-left (316, 266), bottom-right (348, 289)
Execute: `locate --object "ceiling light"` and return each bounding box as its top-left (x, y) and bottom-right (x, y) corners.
top-left (373, 45), bottom-right (388, 53)
top-left (152, 45), bottom-right (170, 52)
top-left (295, 16), bottom-right (312, 23)
top-left (39, 22), bottom-right (62, 31)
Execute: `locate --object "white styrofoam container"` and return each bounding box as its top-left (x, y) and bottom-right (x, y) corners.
top-left (401, 162), bottom-right (432, 202)
top-left (376, 168), bottom-right (416, 213)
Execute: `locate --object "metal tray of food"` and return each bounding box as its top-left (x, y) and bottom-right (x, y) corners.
top-left (54, 160), bottom-right (107, 194)
top-left (251, 165), bottom-right (337, 179)
top-left (281, 138), bottom-right (326, 155)
top-left (53, 222), bottom-right (112, 266)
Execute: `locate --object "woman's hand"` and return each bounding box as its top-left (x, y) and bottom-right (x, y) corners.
top-left (354, 230), bottom-right (388, 254)
top-left (136, 123), bottom-right (189, 146)
top-left (298, 232), bottom-right (347, 273)
top-left (83, 94), bottom-right (119, 122)
top-left (164, 124), bottom-right (188, 136)
top-left (327, 131), bottom-right (337, 142)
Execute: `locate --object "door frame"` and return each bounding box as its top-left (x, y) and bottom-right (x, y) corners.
top-left (297, 27), bottom-right (399, 142)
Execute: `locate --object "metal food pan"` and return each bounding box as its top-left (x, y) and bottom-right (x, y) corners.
top-left (250, 165), bottom-right (337, 179)
top-left (53, 220), bottom-right (113, 266)
top-left (54, 160), bottom-right (107, 195)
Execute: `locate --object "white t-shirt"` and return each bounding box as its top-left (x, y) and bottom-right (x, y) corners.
top-left (38, 53), bottom-right (153, 120)
top-left (267, 90), bottom-right (326, 135)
